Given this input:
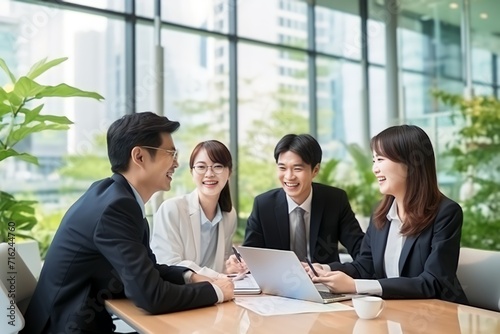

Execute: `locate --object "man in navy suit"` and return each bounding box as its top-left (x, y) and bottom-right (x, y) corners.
top-left (227, 134), bottom-right (364, 272)
top-left (22, 112), bottom-right (234, 334)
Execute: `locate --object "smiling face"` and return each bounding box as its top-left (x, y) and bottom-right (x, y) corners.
top-left (372, 151), bottom-right (408, 200)
top-left (277, 150), bottom-right (319, 205)
top-left (191, 148), bottom-right (230, 200)
top-left (142, 132), bottom-right (178, 194)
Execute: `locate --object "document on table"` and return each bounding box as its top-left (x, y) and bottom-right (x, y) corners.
top-left (234, 295), bottom-right (352, 316)
top-left (233, 274), bottom-right (261, 295)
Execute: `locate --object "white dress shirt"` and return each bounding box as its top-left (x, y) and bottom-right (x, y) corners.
top-left (354, 200), bottom-right (405, 295)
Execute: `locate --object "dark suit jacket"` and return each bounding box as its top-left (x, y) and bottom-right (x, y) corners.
top-left (22, 174), bottom-right (217, 334)
top-left (331, 196), bottom-right (468, 304)
top-left (243, 183), bottom-right (364, 264)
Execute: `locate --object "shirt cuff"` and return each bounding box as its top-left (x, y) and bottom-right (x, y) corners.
top-left (354, 279), bottom-right (382, 296)
top-left (183, 270), bottom-right (223, 303)
top-left (321, 264), bottom-right (331, 272)
top-left (210, 283), bottom-right (223, 303)
top-left (183, 270), bottom-right (193, 283)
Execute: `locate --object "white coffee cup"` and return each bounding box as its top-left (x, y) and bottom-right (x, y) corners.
top-left (352, 296), bottom-right (385, 319)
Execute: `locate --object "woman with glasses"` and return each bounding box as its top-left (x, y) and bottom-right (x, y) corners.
top-left (151, 140), bottom-right (237, 278)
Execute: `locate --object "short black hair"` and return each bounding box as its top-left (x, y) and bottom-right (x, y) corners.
top-left (274, 134), bottom-right (322, 168)
top-left (107, 112), bottom-right (180, 173)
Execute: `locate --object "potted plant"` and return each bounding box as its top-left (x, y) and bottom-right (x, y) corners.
top-left (433, 91), bottom-right (500, 250)
top-left (0, 57), bottom-right (104, 243)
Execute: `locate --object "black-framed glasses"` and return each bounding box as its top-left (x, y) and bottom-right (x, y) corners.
top-left (192, 164), bottom-right (226, 175)
top-left (141, 146), bottom-right (178, 160)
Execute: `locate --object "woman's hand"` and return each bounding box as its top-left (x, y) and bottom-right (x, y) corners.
top-left (225, 254), bottom-right (249, 274)
top-left (312, 271), bottom-right (356, 294)
top-left (302, 262), bottom-right (328, 278)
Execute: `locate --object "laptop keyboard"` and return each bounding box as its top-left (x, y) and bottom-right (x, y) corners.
top-left (318, 290), bottom-right (346, 299)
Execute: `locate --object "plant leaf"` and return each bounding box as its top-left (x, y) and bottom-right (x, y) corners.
top-left (0, 148), bottom-right (38, 164)
top-left (33, 114), bottom-right (73, 125)
top-left (26, 57), bottom-right (68, 80)
top-left (0, 58), bottom-right (16, 83)
top-left (20, 104), bottom-right (44, 124)
top-left (13, 76), bottom-right (47, 99)
top-left (0, 86), bottom-right (8, 102)
top-left (7, 123), bottom-right (69, 146)
top-left (35, 83), bottom-right (104, 100)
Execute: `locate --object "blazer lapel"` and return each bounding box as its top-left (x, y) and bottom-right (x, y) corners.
top-left (213, 215), bottom-right (226, 273)
top-left (398, 234), bottom-right (418, 275)
top-left (373, 220), bottom-right (391, 278)
top-left (275, 190), bottom-right (291, 249)
top-left (309, 185), bottom-right (322, 258)
top-left (187, 190), bottom-right (202, 264)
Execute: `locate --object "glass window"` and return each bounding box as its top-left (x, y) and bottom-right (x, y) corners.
top-left (368, 66), bottom-right (387, 134)
top-left (316, 57), bottom-right (362, 158)
top-left (474, 84), bottom-right (493, 96)
top-left (237, 43), bottom-right (309, 216)
top-left (239, 0), bottom-right (307, 47)
top-left (398, 0), bottom-right (462, 80)
top-left (399, 23), bottom-right (429, 72)
top-left (472, 48), bottom-right (493, 84)
top-left (136, 23), bottom-right (230, 199)
top-left (367, 0), bottom-right (387, 66)
top-left (61, 0), bottom-right (126, 12)
top-left (0, 1), bottom-right (125, 233)
top-left (159, 0), bottom-right (229, 33)
top-left (315, 2), bottom-right (361, 60)
top-left (402, 72), bottom-right (432, 119)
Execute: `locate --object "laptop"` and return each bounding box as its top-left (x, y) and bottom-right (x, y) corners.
top-left (237, 246), bottom-right (352, 304)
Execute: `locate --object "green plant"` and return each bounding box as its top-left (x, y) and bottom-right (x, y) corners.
top-left (316, 143), bottom-right (380, 218)
top-left (434, 91), bottom-right (500, 250)
top-left (0, 57), bottom-right (104, 242)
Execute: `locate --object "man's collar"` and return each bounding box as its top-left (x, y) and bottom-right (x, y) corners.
top-left (286, 188), bottom-right (313, 214)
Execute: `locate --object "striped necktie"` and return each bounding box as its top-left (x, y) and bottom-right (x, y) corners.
top-left (292, 207), bottom-right (307, 260)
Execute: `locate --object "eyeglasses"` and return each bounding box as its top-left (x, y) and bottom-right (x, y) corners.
top-left (192, 164), bottom-right (226, 175)
top-left (141, 146), bottom-right (178, 160)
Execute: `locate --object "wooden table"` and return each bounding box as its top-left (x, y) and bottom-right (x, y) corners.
top-left (106, 297), bottom-right (500, 333)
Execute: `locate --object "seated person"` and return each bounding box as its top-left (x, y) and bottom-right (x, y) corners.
top-left (227, 134), bottom-right (365, 273)
top-left (151, 140), bottom-right (237, 278)
top-left (21, 113), bottom-right (233, 334)
top-left (309, 125), bottom-right (468, 304)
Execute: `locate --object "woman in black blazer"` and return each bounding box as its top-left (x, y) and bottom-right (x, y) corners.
top-left (310, 125), bottom-right (468, 304)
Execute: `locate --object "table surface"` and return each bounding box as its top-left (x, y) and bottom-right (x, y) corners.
top-left (106, 296), bottom-right (500, 334)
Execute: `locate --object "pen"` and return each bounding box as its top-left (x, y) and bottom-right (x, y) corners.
top-left (305, 257), bottom-right (319, 277)
top-left (232, 246), bottom-right (243, 263)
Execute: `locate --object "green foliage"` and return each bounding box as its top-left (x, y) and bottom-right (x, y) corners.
top-left (434, 91), bottom-right (500, 250)
top-left (0, 191), bottom-right (37, 241)
top-left (315, 143), bottom-right (381, 217)
top-left (59, 134), bottom-right (110, 180)
top-left (0, 57), bottom-right (104, 242)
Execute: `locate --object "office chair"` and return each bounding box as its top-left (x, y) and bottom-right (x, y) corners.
top-left (0, 242), bottom-right (38, 334)
top-left (457, 247), bottom-right (500, 311)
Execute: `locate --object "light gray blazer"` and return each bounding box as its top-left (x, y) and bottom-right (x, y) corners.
top-left (151, 190), bottom-right (237, 277)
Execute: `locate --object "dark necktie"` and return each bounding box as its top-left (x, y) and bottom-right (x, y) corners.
top-left (293, 207), bottom-right (307, 260)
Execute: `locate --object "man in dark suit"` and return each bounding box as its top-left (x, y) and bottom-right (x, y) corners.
top-left (226, 134), bottom-right (364, 272)
top-left (22, 112), bottom-right (233, 334)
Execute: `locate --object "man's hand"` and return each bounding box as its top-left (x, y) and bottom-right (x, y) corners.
top-left (212, 277), bottom-right (234, 302)
top-left (191, 273), bottom-right (214, 283)
top-left (225, 254), bottom-right (249, 274)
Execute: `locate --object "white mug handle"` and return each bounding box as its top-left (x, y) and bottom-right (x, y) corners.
top-left (375, 300), bottom-right (385, 318)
